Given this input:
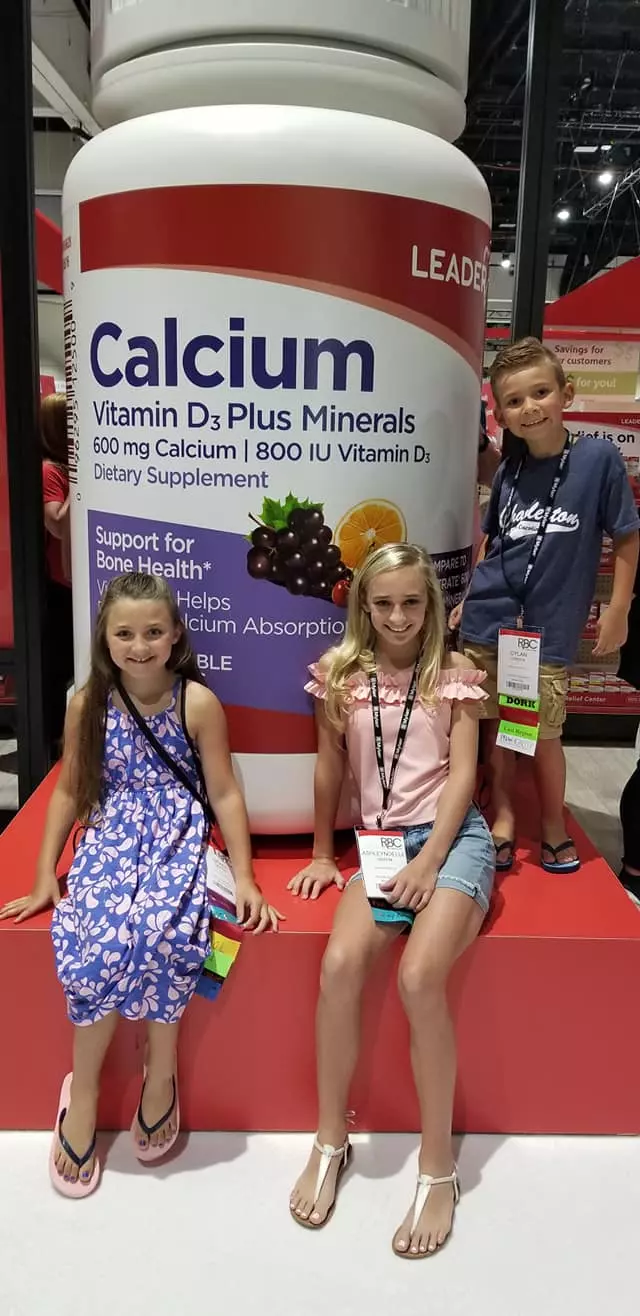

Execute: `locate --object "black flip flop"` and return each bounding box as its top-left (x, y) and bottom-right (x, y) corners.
top-left (540, 841), bottom-right (581, 874)
top-left (493, 839), bottom-right (515, 872)
top-left (49, 1072), bottom-right (101, 1198)
top-left (132, 1073), bottom-right (180, 1162)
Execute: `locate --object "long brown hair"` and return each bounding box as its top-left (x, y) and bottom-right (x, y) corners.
top-left (74, 572), bottom-right (206, 823)
top-left (40, 393), bottom-right (69, 467)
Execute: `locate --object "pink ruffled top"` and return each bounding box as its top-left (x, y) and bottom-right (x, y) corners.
top-left (306, 662), bottom-right (488, 828)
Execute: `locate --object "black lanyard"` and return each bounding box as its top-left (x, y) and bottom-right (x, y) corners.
top-left (115, 675), bottom-right (215, 828)
top-left (499, 435), bottom-right (571, 623)
top-left (369, 662), bottom-right (419, 828)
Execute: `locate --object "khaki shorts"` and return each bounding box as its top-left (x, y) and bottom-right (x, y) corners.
top-left (463, 643), bottom-right (568, 741)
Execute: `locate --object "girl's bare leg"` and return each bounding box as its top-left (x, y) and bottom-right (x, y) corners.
top-left (54, 1011), bottom-right (120, 1184)
top-left (290, 880), bottom-right (399, 1224)
top-left (133, 1020), bottom-right (181, 1151)
top-left (393, 889), bottom-right (484, 1256)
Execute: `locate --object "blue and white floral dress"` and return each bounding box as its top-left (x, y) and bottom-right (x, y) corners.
top-left (51, 682), bottom-right (210, 1026)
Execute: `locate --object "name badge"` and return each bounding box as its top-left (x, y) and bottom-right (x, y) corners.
top-left (497, 627), bottom-right (542, 701)
top-left (355, 829), bottom-right (408, 900)
top-left (206, 845), bottom-right (236, 905)
top-left (496, 706), bottom-right (540, 757)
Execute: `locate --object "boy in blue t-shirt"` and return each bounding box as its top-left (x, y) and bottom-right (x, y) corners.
top-left (459, 337), bottom-right (639, 874)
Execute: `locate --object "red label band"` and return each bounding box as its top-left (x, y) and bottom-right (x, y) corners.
top-left (79, 184), bottom-right (491, 370)
top-left (499, 707), bottom-right (540, 729)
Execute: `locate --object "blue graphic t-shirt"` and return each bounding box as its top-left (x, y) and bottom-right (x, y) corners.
top-left (460, 436), bottom-right (639, 665)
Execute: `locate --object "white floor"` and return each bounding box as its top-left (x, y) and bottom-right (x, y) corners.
top-left (0, 1130), bottom-right (638, 1316)
top-left (564, 743), bottom-right (636, 875)
top-left (1, 741), bottom-right (638, 1315)
top-left (0, 735), bottom-right (18, 811)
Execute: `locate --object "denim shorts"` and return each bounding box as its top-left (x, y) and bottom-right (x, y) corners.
top-left (349, 805), bottom-right (495, 929)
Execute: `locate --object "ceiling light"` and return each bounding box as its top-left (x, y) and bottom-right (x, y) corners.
top-left (574, 145), bottom-right (598, 155)
top-left (501, 256), bottom-right (512, 269)
top-left (600, 143), bottom-right (612, 153)
top-left (597, 170), bottom-right (614, 186)
top-left (556, 207), bottom-right (571, 222)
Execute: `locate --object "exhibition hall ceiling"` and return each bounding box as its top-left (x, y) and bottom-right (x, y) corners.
top-left (31, 1), bottom-right (640, 296)
top-left (461, 0), bottom-right (640, 292)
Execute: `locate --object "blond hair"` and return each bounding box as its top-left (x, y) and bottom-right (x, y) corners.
top-left (321, 543), bottom-right (446, 730)
top-left (490, 337), bottom-right (567, 405)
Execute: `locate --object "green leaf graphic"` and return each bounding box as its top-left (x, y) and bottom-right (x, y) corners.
top-left (256, 493), bottom-right (324, 530)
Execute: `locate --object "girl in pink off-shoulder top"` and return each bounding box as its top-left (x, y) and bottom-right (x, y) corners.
top-left (288, 543), bottom-right (495, 1260)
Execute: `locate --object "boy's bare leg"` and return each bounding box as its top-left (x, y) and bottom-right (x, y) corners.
top-left (487, 721), bottom-right (516, 846)
top-left (533, 737), bottom-right (578, 863)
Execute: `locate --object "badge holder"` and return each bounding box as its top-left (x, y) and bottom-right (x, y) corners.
top-left (361, 660), bottom-right (418, 908)
top-left (355, 828), bottom-right (408, 907)
top-left (494, 434), bottom-right (570, 757)
top-left (496, 625), bottom-right (543, 757)
top-left (196, 843), bottom-right (243, 1001)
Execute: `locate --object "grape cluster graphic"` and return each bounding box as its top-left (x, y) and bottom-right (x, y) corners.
top-left (247, 494), bottom-right (353, 607)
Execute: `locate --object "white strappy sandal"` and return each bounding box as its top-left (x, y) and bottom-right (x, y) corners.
top-left (393, 1165), bottom-right (460, 1258)
top-left (290, 1135), bottom-right (353, 1230)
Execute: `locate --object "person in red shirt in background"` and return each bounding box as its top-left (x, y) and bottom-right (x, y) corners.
top-left (41, 392), bottom-right (74, 760)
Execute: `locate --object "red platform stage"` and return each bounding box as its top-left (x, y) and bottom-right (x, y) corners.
top-left (1, 767), bottom-right (638, 1135)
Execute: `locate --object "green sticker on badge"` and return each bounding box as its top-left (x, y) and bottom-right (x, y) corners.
top-left (498, 694), bottom-right (541, 714)
top-left (497, 718), bottom-right (540, 749)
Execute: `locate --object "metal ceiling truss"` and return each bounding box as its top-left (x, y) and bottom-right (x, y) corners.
top-left (461, 0), bottom-right (640, 288)
top-left (71, 0), bottom-right (90, 27)
top-left (32, 41), bottom-right (99, 137)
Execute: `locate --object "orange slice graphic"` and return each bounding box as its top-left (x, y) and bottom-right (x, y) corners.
top-left (335, 500), bottom-right (407, 570)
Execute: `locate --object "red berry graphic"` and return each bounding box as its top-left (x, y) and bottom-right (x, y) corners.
top-left (332, 579), bottom-right (351, 608)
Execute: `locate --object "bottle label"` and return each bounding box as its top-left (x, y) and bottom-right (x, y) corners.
top-left (65, 182), bottom-right (490, 759)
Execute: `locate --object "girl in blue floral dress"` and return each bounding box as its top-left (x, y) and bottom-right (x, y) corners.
top-left (0, 572), bottom-right (279, 1198)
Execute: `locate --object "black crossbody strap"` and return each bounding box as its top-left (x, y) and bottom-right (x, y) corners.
top-left (115, 676), bottom-right (214, 827)
top-left (178, 678), bottom-right (213, 812)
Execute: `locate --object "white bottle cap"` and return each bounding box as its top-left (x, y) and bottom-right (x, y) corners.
top-left (92, 0), bottom-right (471, 137)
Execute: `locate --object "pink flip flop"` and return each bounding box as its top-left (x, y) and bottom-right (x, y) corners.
top-left (49, 1073), bottom-right (101, 1199)
top-left (131, 1071), bottom-right (180, 1163)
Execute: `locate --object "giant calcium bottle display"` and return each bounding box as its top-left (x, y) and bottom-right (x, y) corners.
top-left (64, 1), bottom-right (491, 830)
